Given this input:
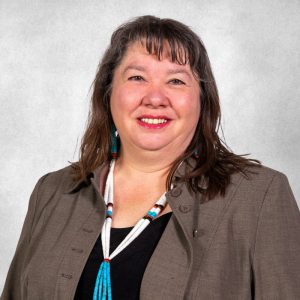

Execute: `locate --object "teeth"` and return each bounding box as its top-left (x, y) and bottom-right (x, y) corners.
top-left (140, 118), bottom-right (168, 124)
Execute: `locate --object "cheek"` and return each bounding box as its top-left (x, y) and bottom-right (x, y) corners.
top-left (110, 86), bottom-right (140, 121)
top-left (176, 91), bottom-right (200, 118)
top-left (190, 88), bottom-right (201, 115)
top-left (111, 83), bottom-right (126, 108)
top-left (194, 98), bottom-right (201, 118)
top-left (109, 94), bottom-right (118, 121)
top-left (110, 87), bottom-right (124, 124)
top-left (184, 93), bottom-right (201, 128)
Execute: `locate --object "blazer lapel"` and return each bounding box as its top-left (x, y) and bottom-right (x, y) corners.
top-left (140, 171), bottom-right (244, 299)
top-left (140, 182), bottom-right (196, 299)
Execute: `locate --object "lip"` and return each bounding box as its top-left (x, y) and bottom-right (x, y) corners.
top-left (137, 115), bottom-right (171, 129)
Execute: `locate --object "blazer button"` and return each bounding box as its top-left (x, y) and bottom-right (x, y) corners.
top-left (170, 187), bottom-right (182, 197)
top-left (61, 273), bottom-right (73, 279)
top-left (193, 229), bottom-right (205, 238)
top-left (179, 205), bottom-right (191, 213)
top-left (82, 228), bottom-right (94, 233)
top-left (71, 247), bottom-right (84, 253)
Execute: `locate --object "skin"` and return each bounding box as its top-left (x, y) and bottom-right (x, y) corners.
top-left (109, 42), bottom-right (200, 227)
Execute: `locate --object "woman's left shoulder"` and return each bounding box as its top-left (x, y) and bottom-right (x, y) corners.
top-left (228, 164), bottom-right (299, 216)
top-left (232, 164), bottom-right (291, 194)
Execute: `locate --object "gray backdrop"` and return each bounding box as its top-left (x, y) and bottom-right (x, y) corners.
top-left (1, 0), bottom-right (299, 292)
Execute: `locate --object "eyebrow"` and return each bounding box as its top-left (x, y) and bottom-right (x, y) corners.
top-left (166, 68), bottom-right (192, 79)
top-left (123, 65), bottom-right (146, 74)
top-left (123, 65), bottom-right (192, 79)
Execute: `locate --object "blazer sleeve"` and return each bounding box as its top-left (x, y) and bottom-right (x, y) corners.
top-left (252, 172), bottom-right (300, 299)
top-left (1, 174), bottom-right (49, 300)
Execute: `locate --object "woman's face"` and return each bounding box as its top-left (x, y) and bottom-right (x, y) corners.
top-left (110, 42), bottom-right (200, 157)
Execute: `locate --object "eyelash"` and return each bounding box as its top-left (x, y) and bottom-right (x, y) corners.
top-left (128, 75), bottom-right (144, 81)
top-left (128, 76), bottom-right (185, 85)
top-left (169, 79), bottom-right (185, 85)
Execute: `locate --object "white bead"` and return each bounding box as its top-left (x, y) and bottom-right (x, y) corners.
top-left (101, 159), bottom-right (170, 262)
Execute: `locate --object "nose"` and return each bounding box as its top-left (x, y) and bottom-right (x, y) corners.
top-left (142, 84), bottom-right (170, 108)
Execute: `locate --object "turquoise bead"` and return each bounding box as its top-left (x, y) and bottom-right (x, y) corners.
top-left (93, 261), bottom-right (112, 300)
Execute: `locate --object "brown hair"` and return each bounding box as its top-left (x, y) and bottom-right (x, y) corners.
top-left (72, 15), bottom-right (260, 200)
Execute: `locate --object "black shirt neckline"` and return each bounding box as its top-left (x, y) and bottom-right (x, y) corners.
top-left (111, 211), bottom-right (173, 231)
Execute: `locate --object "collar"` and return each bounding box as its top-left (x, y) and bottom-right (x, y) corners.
top-left (65, 162), bottom-right (110, 194)
top-left (172, 158), bottom-right (208, 189)
top-left (65, 158), bottom-right (207, 194)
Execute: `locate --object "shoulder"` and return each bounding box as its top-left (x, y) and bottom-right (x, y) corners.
top-left (221, 165), bottom-right (299, 242)
top-left (229, 164), bottom-right (296, 213)
top-left (34, 164), bottom-right (77, 197)
top-left (231, 164), bottom-right (289, 194)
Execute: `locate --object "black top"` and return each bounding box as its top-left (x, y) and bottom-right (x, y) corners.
top-left (74, 212), bottom-right (172, 300)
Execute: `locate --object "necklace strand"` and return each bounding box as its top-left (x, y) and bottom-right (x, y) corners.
top-left (93, 159), bottom-right (170, 300)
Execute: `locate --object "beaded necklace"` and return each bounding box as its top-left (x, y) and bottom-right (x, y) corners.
top-left (93, 159), bottom-right (169, 300)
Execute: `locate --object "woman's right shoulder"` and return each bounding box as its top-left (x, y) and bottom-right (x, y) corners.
top-left (33, 164), bottom-right (78, 198)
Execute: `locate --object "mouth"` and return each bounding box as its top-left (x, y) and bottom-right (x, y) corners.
top-left (137, 115), bottom-right (171, 129)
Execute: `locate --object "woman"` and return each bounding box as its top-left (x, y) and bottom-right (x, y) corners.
top-left (1, 15), bottom-right (300, 300)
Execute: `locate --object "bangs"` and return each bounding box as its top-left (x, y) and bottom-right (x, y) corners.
top-left (138, 34), bottom-right (190, 66)
top-left (113, 16), bottom-right (200, 70)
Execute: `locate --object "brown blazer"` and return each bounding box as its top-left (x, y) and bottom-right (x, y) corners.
top-left (1, 162), bottom-right (300, 299)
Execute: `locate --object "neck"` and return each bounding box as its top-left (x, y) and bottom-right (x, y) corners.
top-left (116, 147), bottom-right (178, 175)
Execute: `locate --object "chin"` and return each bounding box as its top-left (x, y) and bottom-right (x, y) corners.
top-left (139, 145), bottom-right (167, 152)
top-left (135, 141), bottom-right (170, 152)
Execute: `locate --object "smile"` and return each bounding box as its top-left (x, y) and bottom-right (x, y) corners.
top-left (137, 116), bottom-right (171, 129)
top-left (140, 118), bottom-right (168, 124)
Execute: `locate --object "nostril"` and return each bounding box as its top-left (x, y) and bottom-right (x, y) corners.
top-left (142, 92), bottom-right (170, 107)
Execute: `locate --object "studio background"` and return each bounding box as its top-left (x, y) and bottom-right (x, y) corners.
top-left (0, 0), bottom-right (299, 292)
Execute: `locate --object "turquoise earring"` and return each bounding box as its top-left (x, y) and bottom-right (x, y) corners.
top-left (194, 150), bottom-right (199, 158)
top-left (111, 126), bottom-right (119, 159)
top-left (194, 145), bottom-right (201, 158)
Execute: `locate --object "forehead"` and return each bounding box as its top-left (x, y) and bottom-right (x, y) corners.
top-left (120, 41), bottom-right (191, 68)
top-left (126, 41), bottom-right (171, 57)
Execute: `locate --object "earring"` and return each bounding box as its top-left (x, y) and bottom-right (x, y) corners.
top-left (111, 125), bottom-right (119, 159)
top-left (193, 145), bottom-right (201, 158)
top-left (194, 150), bottom-right (199, 158)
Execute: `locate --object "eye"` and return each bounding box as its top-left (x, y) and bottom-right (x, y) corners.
top-left (128, 75), bottom-right (144, 81)
top-left (169, 78), bottom-right (185, 85)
